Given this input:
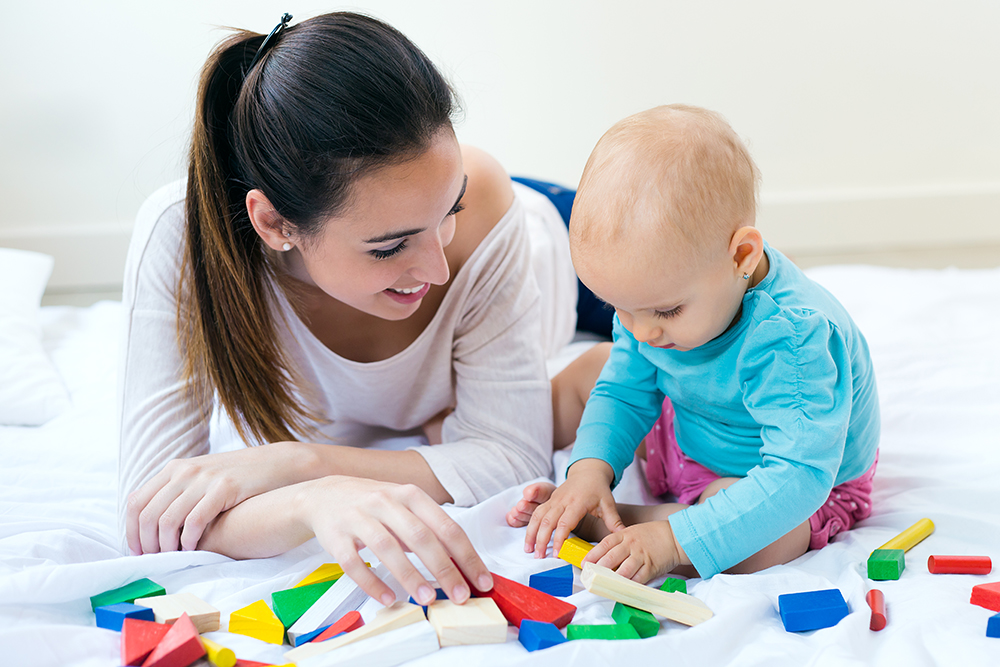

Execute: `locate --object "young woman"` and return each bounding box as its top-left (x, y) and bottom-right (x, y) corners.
top-left (118, 12), bottom-right (577, 608)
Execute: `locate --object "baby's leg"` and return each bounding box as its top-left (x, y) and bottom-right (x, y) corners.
top-left (551, 342), bottom-right (612, 449)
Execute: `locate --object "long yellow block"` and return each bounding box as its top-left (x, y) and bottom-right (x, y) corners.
top-left (877, 518), bottom-right (935, 552)
top-left (200, 637), bottom-right (236, 667)
top-left (558, 536), bottom-right (595, 569)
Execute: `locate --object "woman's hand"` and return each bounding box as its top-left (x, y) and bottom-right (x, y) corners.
top-left (126, 442), bottom-right (315, 555)
top-left (295, 475), bottom-right (493, 606)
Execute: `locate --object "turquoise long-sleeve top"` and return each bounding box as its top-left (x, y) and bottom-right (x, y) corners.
top-left (568, 244), bottom-right (880, 578)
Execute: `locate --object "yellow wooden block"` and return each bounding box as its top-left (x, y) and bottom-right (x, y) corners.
top-left (134, 592), bottom-right (221, 633)
top-left (427, 597), bottom-right (508, 646)
top-left (558, 536), bottom-right (595, 569)
top-left (877, 518), bottom-right (935, 553)
top-left (200, 637), bottom-right (236, 667)
top-left (292, 561), bottom-right (371, 588)
top-left (228, 599), bottom-right (284, 645)
top-left (284, 601), bottom-right (425, 663)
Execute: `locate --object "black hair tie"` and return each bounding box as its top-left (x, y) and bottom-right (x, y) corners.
top-left (246, 13), bottom-right (293, 74)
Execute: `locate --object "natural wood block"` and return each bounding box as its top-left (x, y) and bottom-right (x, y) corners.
top-left (292, 619), bottom-right (439, 667)
top-left (228, 600), bottom-right (284, 645)
top-left (580, 562), bottom-right (712, 627)
top-left (134, 592), bottom-right (220, 634)
top-left (427, 597), bottom-right (508, 646)
top-left (284, 602), bottom-right (425, 663)
top-left (286, 573), bottom-right (367, 646)
top-left (558, 537), bottom-right (595, 569)
top-left (91, 578), bottom-right (166, 611)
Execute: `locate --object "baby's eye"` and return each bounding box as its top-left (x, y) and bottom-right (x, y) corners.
top-left (654, 306), bottom-right (682, 320)
top-left (370, 240), bottom-right (407, 260)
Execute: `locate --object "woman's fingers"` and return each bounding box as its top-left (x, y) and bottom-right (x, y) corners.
top-left (125, 469), bottom-right (172, 555)
top-left (332, 536), bottom-right (399, 607)
top-left (179, 485), bottom-right (232, 552)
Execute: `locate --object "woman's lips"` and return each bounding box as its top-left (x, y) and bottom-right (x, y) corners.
top-left (383, 282), bottom-right (430, 304)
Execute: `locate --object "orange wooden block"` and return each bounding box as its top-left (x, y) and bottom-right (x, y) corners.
top-left (313, 610), bottom-right (365, 642)
top-left (121, 618), bottom-right (171, 666)
top-left (142, 613), bottom-right (206, 667)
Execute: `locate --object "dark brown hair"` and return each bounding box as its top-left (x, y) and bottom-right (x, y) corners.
top-left (181, 13), bottom-right (455, 445)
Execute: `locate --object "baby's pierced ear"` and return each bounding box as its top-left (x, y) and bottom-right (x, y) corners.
top-left (246, 189), bottom-right (293, 252)
top-left (728, 225), bottom-right (764, 277)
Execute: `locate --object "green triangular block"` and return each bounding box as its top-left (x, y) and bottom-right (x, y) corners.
top-left (271, 580), bottom-right (336, 629)
top-left (90, 578), bottom-right (166, 611)
top-left (612, 602), bottom-right (660, 638)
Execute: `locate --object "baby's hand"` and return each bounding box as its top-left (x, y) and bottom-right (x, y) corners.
top-left (583, 520), bottom-right (684, 583)
top-left (524, 458), bottom-right (623, 558)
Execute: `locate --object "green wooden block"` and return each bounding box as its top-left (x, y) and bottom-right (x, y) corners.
top-left (272, 580), bottom-right (336, 629)
top-left (612, 602), bottom-right (660, 638)
top-left (566, 623), bottom-right (641, 640)
top-left (659, 578), bottom-right (687, 594)
top-left (90, 578), bottom-right (166, 611)
top-left (868, 549), bottom-right (905, 581)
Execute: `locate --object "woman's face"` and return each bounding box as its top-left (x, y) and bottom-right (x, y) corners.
top-left (286, 129), bottom-right (466, 321)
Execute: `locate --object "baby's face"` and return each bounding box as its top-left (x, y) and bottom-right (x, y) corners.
top-left (575, 236), bottom-right (747, 352)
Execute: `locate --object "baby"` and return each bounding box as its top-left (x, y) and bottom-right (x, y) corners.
top-left (508, 105), bottom-right (880, 582)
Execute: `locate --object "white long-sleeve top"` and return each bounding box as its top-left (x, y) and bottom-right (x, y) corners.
top-left (117, 180), bottom-right (577, 540)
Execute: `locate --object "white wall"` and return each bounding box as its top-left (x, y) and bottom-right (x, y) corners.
top-left (2, 1), bottom-right (998, 290)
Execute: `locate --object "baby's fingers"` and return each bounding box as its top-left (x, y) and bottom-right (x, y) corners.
top-left (598, 496), bottom-right (625, 534)
top-left (549, 504), bottom-right (588, 559)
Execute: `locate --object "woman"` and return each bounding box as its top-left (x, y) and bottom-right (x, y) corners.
top-left (118, 12), bottom-right (577, 608)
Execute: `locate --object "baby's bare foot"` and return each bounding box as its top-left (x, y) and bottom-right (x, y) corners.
top-left (505, 481), bottom-right (556, 528)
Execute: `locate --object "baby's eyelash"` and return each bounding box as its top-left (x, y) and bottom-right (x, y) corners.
top-left (654, 306), bottom-right (682, 319)
top-left (370, 240), bottom-right (407, 260)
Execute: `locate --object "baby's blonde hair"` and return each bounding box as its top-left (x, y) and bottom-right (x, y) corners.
top-left (572, 104), bottom-right (760, 264)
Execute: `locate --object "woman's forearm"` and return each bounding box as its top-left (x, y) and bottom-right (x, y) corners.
top-left (299, 444), bottom-right (452, 504)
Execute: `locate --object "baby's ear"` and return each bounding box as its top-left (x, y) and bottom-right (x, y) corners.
top-left (729, 226), bottom-right (764, 274)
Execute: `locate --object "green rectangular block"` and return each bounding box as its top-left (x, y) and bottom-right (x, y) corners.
top-left (868, 549), bottom-right (905, 580)
top-left (272, 580), bottom-right (336, 629)
top-left (612, 602), bottom-right (660, 638)
top-left (90, 578), bottom-right (166, 611)
top-left (567, 623), bottom-right (641, 640)
top-left (659, 577), bottom-right (687, 594)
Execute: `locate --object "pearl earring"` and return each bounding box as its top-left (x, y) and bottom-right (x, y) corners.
top-left (282, 242), bottom-right (292, 251)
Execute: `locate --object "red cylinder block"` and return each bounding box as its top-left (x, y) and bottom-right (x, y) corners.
top-left (866, 589), bottom-right (886, 631)
top-left (927, 555), bottom-right (992, 575)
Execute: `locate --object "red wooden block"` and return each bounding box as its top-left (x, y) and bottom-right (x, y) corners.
top-left (928, 555), bottom-right (992, 575)
top-left (142, 613), bottom-right (205, 667)
top-left (312, 609), bottom-right (365, 642)
top-left (234, 661), bottom-right (277, 667)
top-left (971, 582), bottom-right (1000, 612)
top-left (121, 618), bottom-right (171, 666)
top-left (866, 589), bottom-right (886, 631)
top-left (470, 571), bottom-right (576, 628)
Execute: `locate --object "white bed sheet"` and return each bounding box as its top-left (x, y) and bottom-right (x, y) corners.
top-left (1, 264), bottom-right (999, 667)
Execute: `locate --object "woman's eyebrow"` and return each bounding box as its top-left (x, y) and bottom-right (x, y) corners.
top-left (362, 175), bottom-right (468, 245)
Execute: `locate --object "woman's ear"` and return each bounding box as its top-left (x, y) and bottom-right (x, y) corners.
top-left (246, 189), bottom-right (293, 251)
top-left (728, 225), bottom-right (764, 278)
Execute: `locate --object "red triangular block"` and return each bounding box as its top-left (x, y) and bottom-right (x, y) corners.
top-left (473, 572), bottom-right (576, 628)
top-left (121, 618), bottom-right (171, 666)
top-left (971, 581), bottom-right (1000, 612)
top-left (142, 613), bottom-right (206, 667)
top-left (313, 610), bottom-right (365, 642)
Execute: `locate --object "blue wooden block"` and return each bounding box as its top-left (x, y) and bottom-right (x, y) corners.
top-left (408, 588), bottom-right (448, 615)
top-left (518, 619), bottom-right (568, 652)
top-left (94, 602), bottom-right (156, 631)
top-left (988, 613), bottom-right (1000, 639)
top-left (529, 564), bottom-right (574, 597)
top-left (778, 589), bottom-right (849, 632)
top-left (292, 623), bottom-right (332, 646)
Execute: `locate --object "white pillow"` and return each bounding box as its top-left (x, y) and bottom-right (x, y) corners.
top-left (0, 248), bottom-right (71, 425)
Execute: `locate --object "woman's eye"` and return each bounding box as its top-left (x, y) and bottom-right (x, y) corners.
top-left (654, 306), bottom-right (682, 320)
top-left (448, 202), bottom-right (466, 217)
top-left (370, 240), bottom-right (407, 260)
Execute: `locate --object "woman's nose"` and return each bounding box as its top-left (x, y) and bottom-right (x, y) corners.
top-left (412, 234), bottom-right (450, 286)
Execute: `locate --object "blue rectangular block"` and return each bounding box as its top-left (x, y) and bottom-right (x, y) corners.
top-left (94, 602), bottom-right (156, 631)
top-left (778, 589), bottom-right (849, 632)
top-left (518, 619), bottom-right (568, 652)
top-left (988, 613), bottom-right (1000, 639)
top-left (409, 587), bottom-right (448, 615)
top-left (529, 564), bottom-right (574, 597)
top-left (293, 623), bottom-right (332, 646)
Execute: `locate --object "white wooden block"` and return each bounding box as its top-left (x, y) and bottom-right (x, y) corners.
top-left (285, 601), bottom-right (425, 663)
top-left (133, 592), bottom-right (221, 633)
top-left (580, 562), bottom-right (713, 627)
top-left (427, 598), bottom-right (508, 646)
top-left (296, 619), bottom-right (439, 667)
top-left (286, 573), bottom-right (368, 645)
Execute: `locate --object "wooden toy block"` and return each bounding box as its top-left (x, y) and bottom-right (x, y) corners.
top-left (313, 610), bottom-right (365, 642)
top-left (292, 623), bottom-right (332, 646)
top-left (971, 581), bottom-right (1000, 612)
top-left (580, 562), bottom-right (713, 627)
top-left (200, 637), bottom-right (236, 667)
top-left (234, 661), bottom-right (292, 667)
top-left (659, 578), bottom-right (687, 594)
top-left (928, 555), bottom-right (992, 575)
top-left (408, 587), bottom-right (448, 614)
top-left (566, 623), bottom-right (640, 640)
top-left (988, 613), bottom-right (1000, 639)
top-left (866, 590), bottom-right (886, 631)
top-left (518, 619), bottom-right (567, 651)
top-left (470, 571), bottom-right (577, 628)
top-left (558, 536), bottom-right (595, 569)
top-left (876, 518), bottom-right (934, 552)
top-left (612, 602), bottom-right (660, 638)
top-left (529, 564), bottom-right (574, 597)
top-left (228, 599), bottom-right (284, 645)
top-left (284, 601), bottom-right (425, 663)
top-left (134, 592), bottom-right (220, 634)
top-left (142, 613), bottom-right (206, 667)
top-left (292, 619), bottom-right (439, 667)
top-left (272, 580), bottom-right (336, 629)
top-left (96, 602), bottom-right (156, 631)
top-left (121, 618), bottom-right (171, 666)
top-left (867, 549), bottom-right (905, 581)
top-left (286, 572), bottom-right (367, 645)
top-left (427, 597), bottom-right (508, 646)
top-left (777, 589), bottom-right (849, 632)
top-left (294, 562), bottom-right (371, 588)
top-left (91, 578), bottom-right (166, 611)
